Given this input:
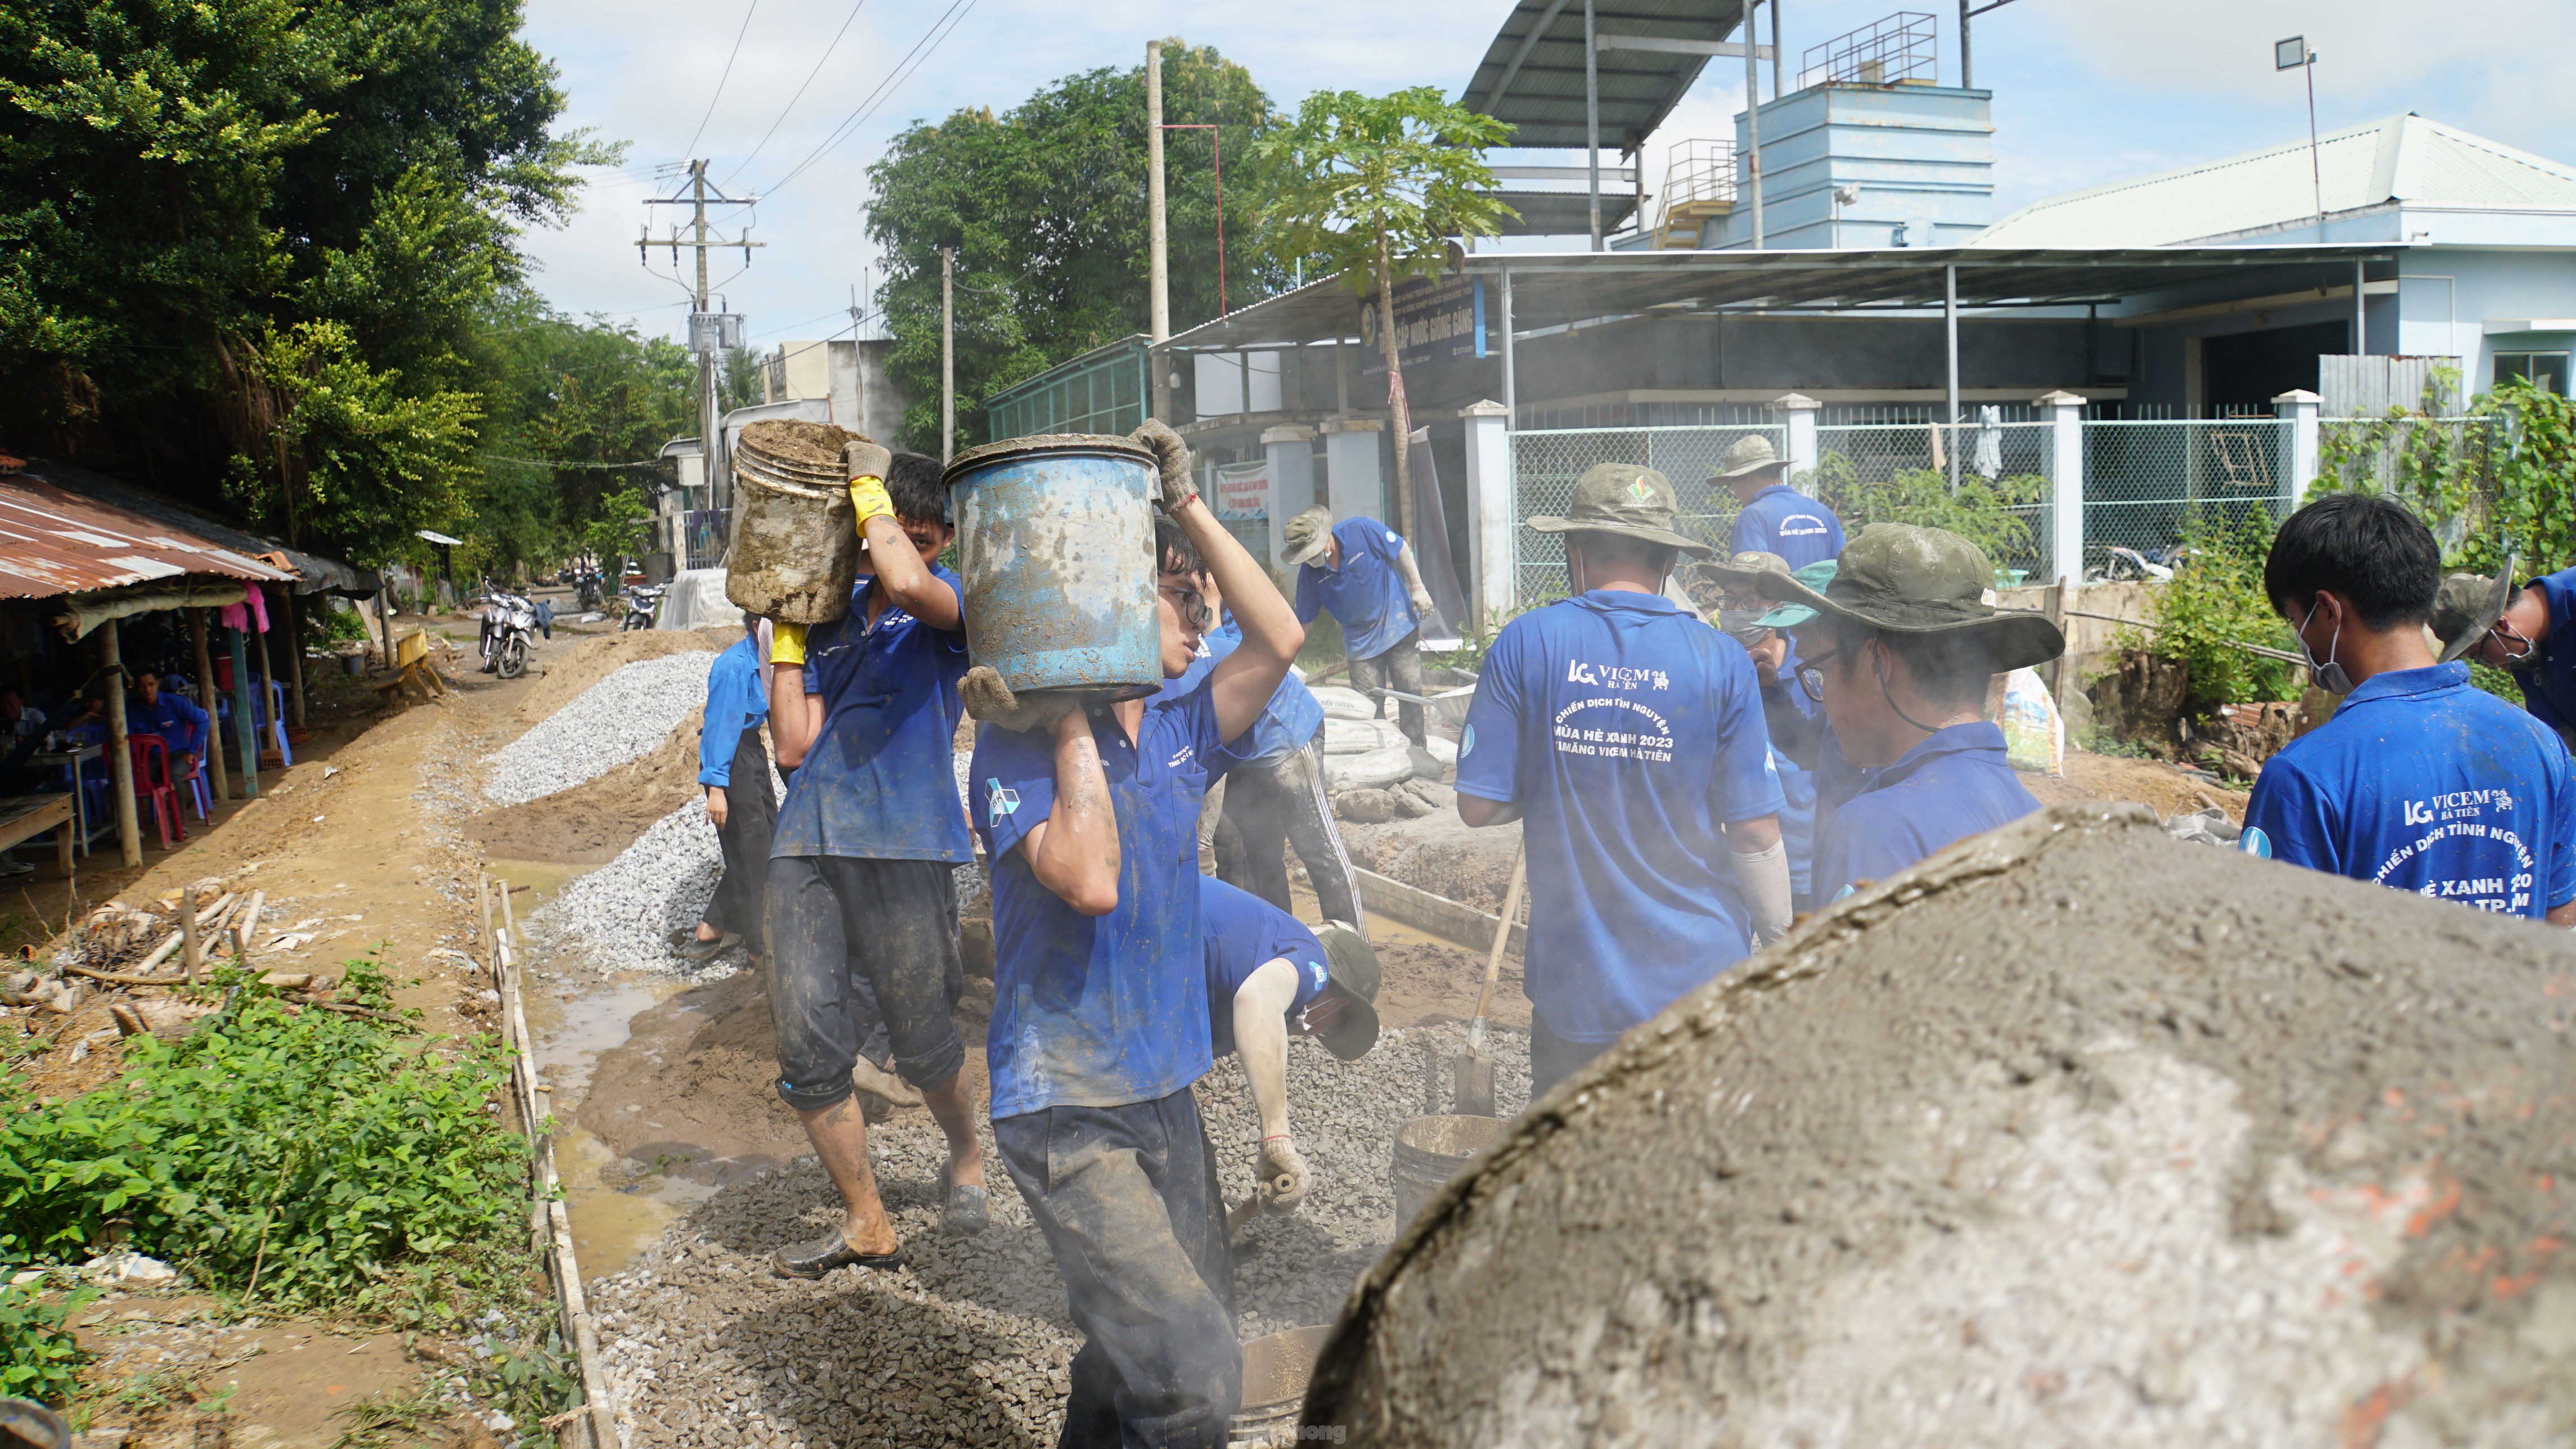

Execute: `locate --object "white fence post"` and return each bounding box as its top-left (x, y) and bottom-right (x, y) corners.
top-left (2276, 388), bottom-right (2322, 510)
top-left (2039, 390), bottom-right (2086, 586)
top-left (1258, 425), bottom-right (1315, 570)
top-left (1320, 418), bottom-right (1388, 529)
top-left (1776, 392), bottom-right (1820, 479)
top-left (1461, 400), bottom-right (1514, 623)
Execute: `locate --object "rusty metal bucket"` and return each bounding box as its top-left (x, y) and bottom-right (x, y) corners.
top-left (1389, 1113), bottom-right (1510, 1232)
top-left (944, 433), bottom-right (1161, 703)
top-left (1227, 1324), bottom-right (1333, 1447)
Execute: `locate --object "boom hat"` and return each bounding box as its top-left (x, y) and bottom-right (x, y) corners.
top-left (1307, 921), bottom-right (1383, 1060)
top-left (1713, 434), bottom-right (1787, 480)
top-left (1753, 523), bottom-right (2065, 672)
top-left (1281, 505), bottom-right (1336, 568)
top-left (1697, 549), bottom-right (1792, 591)
top-left (1525, 462), bottom-right (1713, 559)
top-left (2429, 556), bottom-right (2516, 664)
top-left (1752, 560), bottom-right (1838, 629)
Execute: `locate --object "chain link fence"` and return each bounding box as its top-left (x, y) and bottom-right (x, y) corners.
top-left (683, 508), bottom-right (731, 572)
top-left (2080, 421), bottom-right (2290, 577)
top-left (1812, 420), bottom-right (2056, 584)
top-left (1509, 425), bottom-right (1783, 601)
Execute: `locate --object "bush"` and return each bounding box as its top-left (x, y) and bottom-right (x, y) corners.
top-left (2129, 508), bottom-right (2300, 714)
top-left (1806, 453), bottom-right (2049, 573)
top-left (0, 1274), bottom-right (93, 1402)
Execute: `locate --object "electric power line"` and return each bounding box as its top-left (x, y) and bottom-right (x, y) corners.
top-left (480, 454), bottom-right (669, 471)
top-left (761, 0), bottom-right (981, 200)
top-left (722, 0), bottom-right (876, 184)
top-left (681, 0), bottom-right (764, 161)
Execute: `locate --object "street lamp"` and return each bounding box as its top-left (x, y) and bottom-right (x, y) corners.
top-left (2276, 36), bottom-right (2323, 239)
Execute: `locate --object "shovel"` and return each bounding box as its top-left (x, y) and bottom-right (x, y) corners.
top-left (1453, 842), bottom-right (1527, 1117)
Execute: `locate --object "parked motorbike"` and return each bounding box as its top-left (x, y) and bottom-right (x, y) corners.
top-left (574, 568), bottom-right (605, 613)
top-left (480, 591), bottom-right (540, 678)
top-left (621, 584), bottom-right (665, 632)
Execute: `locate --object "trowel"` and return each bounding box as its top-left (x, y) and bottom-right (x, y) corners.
top-left (1453, 842), bottom-right (1526, 1117)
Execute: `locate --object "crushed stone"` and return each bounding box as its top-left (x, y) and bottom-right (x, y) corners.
top-left (484, 654), bottom-right (713, 807)
top-left (524, 799), bottom-right (738, 979)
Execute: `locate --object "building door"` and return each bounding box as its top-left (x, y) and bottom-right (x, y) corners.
top-left (2202, 321), bottom-right (2347, 415)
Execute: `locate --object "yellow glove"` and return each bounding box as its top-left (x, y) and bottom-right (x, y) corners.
top-left (849, 476), bottom-right (895, 531)
top-left (770, 620), bottom-right (808, 667)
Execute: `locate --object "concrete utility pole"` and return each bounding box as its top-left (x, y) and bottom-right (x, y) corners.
top-left (640, 160), bottom-right (760, 507)
top-left (1147, 40), bottom-right (1170, 422)
top-left (941, 246), bottom-right (955, 464)
top-left (1744, 0), bottom-right (1765, 248)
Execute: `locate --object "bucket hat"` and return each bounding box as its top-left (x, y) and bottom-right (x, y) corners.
top-left (1752, 560), bottom-right (1837, 629)
top-left (1309, 921), bottom-right (1383, 1061)
top-left (2430, 556), bottom-right (2516, 664)
top-left (1753, 523), bottom-right (2064, 671)
top-left (1525, 463), bottom-right (1713, 559)
top-left (1698, 549), bottom-right (1790, 591)
top-left (1713, 434), bottom-right (1787, 480)
top-left (1281, 505), bottom-right (1335, 568)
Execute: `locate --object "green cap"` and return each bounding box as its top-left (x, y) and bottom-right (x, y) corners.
top-left (2430, 557), bottom-right (2515, 664)
top-left (1714, 434), bottom-right (1787, 480)
top-left (1753, 523), bottom-right (2065, 670)
top-left (1525, 463), bottom-right (1712, 559)
top-left (1752, 560), bottom-right (1837, 628)
top-left (1281, 505), bottom-right (1335, 568)
top-left (1309, 921), bottom-right (1382, 1061)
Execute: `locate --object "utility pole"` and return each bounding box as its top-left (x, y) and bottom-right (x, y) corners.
top-left (2275, 37), bottom-right (2325, 240)
top-left (941, 246), bottom-right (955, 465)
top-left (1147, 39), bottom-right (1170, 421)
top-left (640, 160), bottom-right (759, 508)
top-left (1960, 0), bottom-right (2022, 91)
top-left (1743, 0), bottom-right (1764, 248)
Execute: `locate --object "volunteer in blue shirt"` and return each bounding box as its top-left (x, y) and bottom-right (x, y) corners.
top-left (1199, 877), bottom-right (1382, 1223)
top-left (1700, 551), bottom-right (1825, 913)
top-left (1756, 524), bottom-right (2062, 904)
top-left (1161, 570), bottom-right (1363, 927)
top-left (676, 615), bottom-right (775, 965)
top-left (1282, 505), bottom-right (1437, 746)
top-left (2439, 557), bottom-right (2576, 753)
top-left (964, 420), bottom-right (1303, 1448)
top-left (761, 447), bottom-right (986, 1276)
top-left (1715, 435), bottom-right (1845, 571)
top-left (129, 672), bottom-right (210, 786)
top-left (1456, 462), bottom-right (1793, 1100)
top-left (2245, 496), bottom-right (2576, 922)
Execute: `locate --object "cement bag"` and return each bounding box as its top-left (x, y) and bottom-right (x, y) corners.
top-left (1999, 665), bottom-right (2064, 776)
top-left (1312, 686), bottom-right (1377, 721)
top-left (1302, 804), bottom-right (2576, 1447)
top-left (1421, 736), bottom-right (1458, 768)
top-left (1323, 718), bottom-right (1410, 756)
top-left (1323, 744), bottom-right (1413, 793)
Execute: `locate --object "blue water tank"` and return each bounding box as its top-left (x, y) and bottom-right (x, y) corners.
top-left (1713, 83), bottom-right (1995, 249)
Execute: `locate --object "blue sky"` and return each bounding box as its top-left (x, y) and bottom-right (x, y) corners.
top-left (513, 0), bottom-right (2576, 346)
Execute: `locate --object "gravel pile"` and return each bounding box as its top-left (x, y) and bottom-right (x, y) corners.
top-left (590, 1023), bottom-right (1531, 1448)
top-left (485, 653), bottom-right (714, 807)
top-left (525, 799), bottom-right (731, 978)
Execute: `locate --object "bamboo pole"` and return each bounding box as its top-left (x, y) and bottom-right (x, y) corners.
top-left (281, 590), bottom-right (307, 728)
top-left (189, 609), bottom-right (229, 804)
top-left (101, 621), bottom-right (141, 866)
top-left (181, 885), bottom-right (201, 983)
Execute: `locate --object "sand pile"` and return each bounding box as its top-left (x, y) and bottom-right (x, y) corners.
top-left (1306, 803), bottom-right (2576, 1447)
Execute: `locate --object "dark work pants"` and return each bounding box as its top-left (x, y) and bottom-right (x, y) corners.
top-left (1218, 743), bottom-right (1365, 928)
top-left (994, 1090), bottom-right (1238, 1449)
top-left (701, 726), bottom-right (777, 940)
top-left (1344, 629), bottom-right (1426, 746)
top-left (1528, 1013), bottom-right (1609, 1102)
top-left (765, 856), bottom-right (964, 1109)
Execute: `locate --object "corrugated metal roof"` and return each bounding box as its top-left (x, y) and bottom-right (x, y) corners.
top-left (1976, 114), bottom-right (2576, 249)
top-left (21, 458), bottom-right (380, 595)
top-left (0, 471), bottom-right (296, 600)
top-left (1459, 0), bottom-right (1752, 150)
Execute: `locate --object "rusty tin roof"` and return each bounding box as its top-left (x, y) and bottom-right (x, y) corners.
top-left (0, 472), bottom-right (298, 599)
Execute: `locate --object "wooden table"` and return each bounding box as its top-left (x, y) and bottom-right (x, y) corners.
top-left (0, 794), bottom-right (78, 887)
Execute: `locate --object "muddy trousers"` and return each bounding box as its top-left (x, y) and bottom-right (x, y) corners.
top-left (700, 726), bottom-right (777, 941)
top-left (995, 1090), bottom-right (1240, 1449)
top-left (764, 856), bottom-right (963, 1110)
top-left (1344, 631), bottom-right (1426, 747)
top-left (1528, 1013), bottom-right (1612, 1101)
top-left (1217, 744), bottom-right (1365, 928)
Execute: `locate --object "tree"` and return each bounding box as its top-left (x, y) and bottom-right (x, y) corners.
top-left (1250, 88), bottom-right (1512, 538)
top-left (866, 41), bottom-right (1281, 454)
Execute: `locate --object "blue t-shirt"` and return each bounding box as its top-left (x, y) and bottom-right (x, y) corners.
top-left (131, 691), bottom-right (210, 756)
top-left (697, 636), bottom-right (772, 788)
top-left (1200, 876), bottom-right (1329, 1059)
top-left (1812, 722), bottom-right (2038, 903)
top-left (770, 566), bottom-right (972, 862)
top-left (1295, 516), bottom-right (1418, 662)
top-left (1454, 590), bottom-right (1786, 1043)
top-left (2510, 567), bottom-right (2576, 745)
top-left (2241, 663), bottom-right (2576, 917)
top-left (1154, 619), bottom-right (1326, 766)
top-left (1730, 485), bottom-right (1845, 572)
top-left (969, 681), bottom-right (1247, 1118)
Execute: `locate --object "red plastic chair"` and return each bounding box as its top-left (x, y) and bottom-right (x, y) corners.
top-left (128, 735), bottom-right (185, 848)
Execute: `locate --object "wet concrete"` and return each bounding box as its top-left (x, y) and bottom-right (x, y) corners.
top-left (1307, 804), bottom-right (2576, 1448)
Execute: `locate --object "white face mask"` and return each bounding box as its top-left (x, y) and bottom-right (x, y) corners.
top-left (2295, 601), bottom-right (2356, 695)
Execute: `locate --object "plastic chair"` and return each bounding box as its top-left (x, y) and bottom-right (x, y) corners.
top-left (179, 744), bottom-right (212, 819)
top-left (266, 680), bottom-right (292, 767)
top-left (128, 735), bottom-right (184, 848)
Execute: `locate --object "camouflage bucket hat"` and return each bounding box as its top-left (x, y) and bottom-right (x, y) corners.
top-left (1714, 433), bottom-right (1787, 480)
top-left (1281, 505), bottom-right (1336, 568)
top-left (1525, 463), bottom-right (1712, 559)
top-left (1310, 921), bottom-right (1383, 1061)
top-left (1753, 522), bottom-right (2065, 672)
top-left (1698, 549), bottom-right (1790, 591)
top-left (2430, 557), bottom-right (2515, 664)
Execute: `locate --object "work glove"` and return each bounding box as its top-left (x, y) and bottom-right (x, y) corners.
top-left (770, 620), bottom-right (809, 667)
top-left (843, 441), bottom-right (896, 536)
top-left (961, 665), bottom-right (1083, 734)
top-left (1129, 418), bottom-right (1197, 512)
top-left (842, 439), bottom-right (894, 485)
top-left (1409, 585), bottom-right (1436, 618)
top-left (1255, 1136), bottom-right (1310, 1214)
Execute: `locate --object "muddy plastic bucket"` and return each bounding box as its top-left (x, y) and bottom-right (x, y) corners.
top-left (1228, 1324), bottom-right (1333, 1447)
top-left (944, 434), bottom-right (1160, 698)
top-left (725, 420), bottom-right (864, 625)
top-left (1390, 1113), bottom-right (1509, 1231)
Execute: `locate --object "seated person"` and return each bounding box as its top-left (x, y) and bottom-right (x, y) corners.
top-left (1, 688), bottom-right (46, 742)
top-left (129, 672), bottom-right (211, 782)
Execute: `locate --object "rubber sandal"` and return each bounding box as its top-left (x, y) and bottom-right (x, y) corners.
top-left (676, 931), bottom-right (741, 962)
top-left (771, 1233), bottom-right (905, 1279)
top-left (940, 1162), bottom-right (990, 1236)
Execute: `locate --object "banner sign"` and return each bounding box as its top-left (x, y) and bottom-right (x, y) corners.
top-left (1213, 460), bottom-right (1269, 521)
top-left (1359, 275), bottom-right (1486, 374)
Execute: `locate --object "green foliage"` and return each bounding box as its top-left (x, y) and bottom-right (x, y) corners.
top-left (0, 958), bottom-right (527, 1316)
top-left (580, 487), bottom-right (653, 572)
top-left (2128, 508), bottom-right (2299, 712)
top-left (224, 319), bottom-right (482, 550)
top-left (1425, 596), bottom-right (1561, 675)
top-left (867, 40), bottom-right (1282, 454)
top-left (0, 1272), bottom-right (94, 1401)
top-left (1248, 87), bottom-right (1515, 296)
top-left (1805, 453), bottom-right (2048, 568)
top-left (2312, 372), bottom-right (2576, 577)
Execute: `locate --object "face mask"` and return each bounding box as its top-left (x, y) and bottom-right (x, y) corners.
top-left (2296, 602), bottom-right (2355, 695)
top-left (1718, 607), bottom-right (1769, 644)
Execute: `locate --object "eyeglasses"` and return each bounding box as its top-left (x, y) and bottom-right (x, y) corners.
top-left (1159, 582), bottom-right (1213, 632)
top-left (1294, 989), bottom-right (1347, 1036)
top-left (1795, 645), bottom-right (1850, 704)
